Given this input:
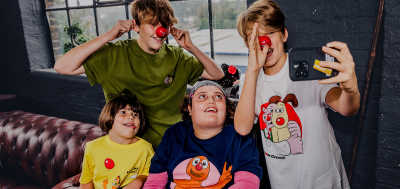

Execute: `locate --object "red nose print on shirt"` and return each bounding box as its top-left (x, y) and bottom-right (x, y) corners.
top-left (258, 36), bottom-right (272, 50)
top-left (276, 117), bottom-right (285, 125)
top-left (104, 158), bottom-right (115, 169)
top-left (156, 26), bottom-right (168, 38)
top-left (196, 164), bottom-right (202, 170)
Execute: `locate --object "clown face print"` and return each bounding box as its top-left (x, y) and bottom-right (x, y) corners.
top-left (259, 94), bottom-right (303, 158)
top-left (171, 156), bottom-right (232, 189)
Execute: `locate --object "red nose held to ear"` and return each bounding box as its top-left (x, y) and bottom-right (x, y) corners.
top-left (258, 36), bottom-right (272, 50)
top-left (156, 26), bottom-right (169, 38)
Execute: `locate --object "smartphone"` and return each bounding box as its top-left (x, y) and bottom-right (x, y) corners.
top-left (289, 47), bottom-right (338, 81)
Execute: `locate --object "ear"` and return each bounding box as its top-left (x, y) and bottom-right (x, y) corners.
top-left (283, 28), bottom-right (288, 42)
top-left (133, 23), bottom-right (140, 33)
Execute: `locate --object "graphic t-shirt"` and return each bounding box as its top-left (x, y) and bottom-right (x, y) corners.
top-left (149, 121), bottom-right (262, 189)
top-left (240, 55), bottom-right (350, 189)
top-left (83, 39), bottom-right (204, 146)
top-left (80, 135), bottom-right (154, 189)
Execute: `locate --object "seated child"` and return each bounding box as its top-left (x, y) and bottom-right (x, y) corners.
top-left (143, 80), bottom-right (262, 189)
top-left (80, 93), bottom-right (154, 189)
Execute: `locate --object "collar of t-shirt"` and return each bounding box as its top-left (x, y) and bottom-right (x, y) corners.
top-left (259, 54), bottom-right (289, 82)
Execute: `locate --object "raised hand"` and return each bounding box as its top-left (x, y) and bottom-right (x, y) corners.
top-left (318, 41), bottom-right (358, 94)
top-left (107, 20), bottom-right (135, 41)
top-left (247, 23), bottom-right (269, 73)
top-left (170, 27), bottom-right (194, 52)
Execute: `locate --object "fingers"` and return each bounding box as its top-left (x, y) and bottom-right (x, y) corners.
top-left (318, 74), bottom-right (349, 84)
top-left (248, 23), bottom-right (259, 51)
top-left (171, 27), bottom-right (185, 40)
top-left (117, 20), bottom-right (134, 33)
top-left (326, 41), bottom-right (350, 55)
top-left (318, 61), bottom-right (345, 72)
top-left (324, 41), bottom-right (354, 61)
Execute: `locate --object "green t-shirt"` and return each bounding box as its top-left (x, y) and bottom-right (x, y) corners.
top-left (83, 39), bottom-right (204, 146)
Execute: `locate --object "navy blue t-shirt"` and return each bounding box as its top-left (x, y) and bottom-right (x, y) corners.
top-left (149, 120), bottom-right (262, 188)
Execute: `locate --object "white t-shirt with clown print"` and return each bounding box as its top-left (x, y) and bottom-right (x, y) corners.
top-left (239, 55), bottom-right (350, 189)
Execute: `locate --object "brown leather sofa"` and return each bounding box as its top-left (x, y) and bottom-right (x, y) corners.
top-left (0, 111), bottom-right (105, 189)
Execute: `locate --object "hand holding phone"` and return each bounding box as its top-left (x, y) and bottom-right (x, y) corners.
top-left (289, 47), bottom-right (338, 81)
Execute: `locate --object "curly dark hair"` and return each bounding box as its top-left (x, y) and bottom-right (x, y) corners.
top-left (180, 94), bottom-right (236, 126)
top-left (98, 92), bottom-right (146, 136)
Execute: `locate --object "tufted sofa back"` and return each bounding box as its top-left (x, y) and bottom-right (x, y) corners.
top-left (0, 111), bottom-right (105, 188)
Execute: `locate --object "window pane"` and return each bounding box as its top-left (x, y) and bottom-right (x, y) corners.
top-left (97, 6), bottom-right (129, 40)
top-left (70, 9), bottom-right (97, 40)
top-left (45, 0), bottom-right (66, 9)
top-left (212, 0), bottom-right (248, 70)
top-left (67, 0), bottom-right (93, 7)
top-left (169, 0), bottom-right (210, 55)
top-left (46, 11), bottom-right (69, 60)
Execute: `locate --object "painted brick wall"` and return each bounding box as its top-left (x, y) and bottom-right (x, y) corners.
top-left (376, 0), bottom-right (400, 188)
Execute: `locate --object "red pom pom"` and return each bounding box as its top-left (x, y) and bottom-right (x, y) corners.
top-left (258, 36), bottom-right (272, 49)
top-left (104, 158), bottom-right (115, 169)
top-left (156, 26), bottom-right (168, 38)
top-left (228, 65), bottom-right (237, 75)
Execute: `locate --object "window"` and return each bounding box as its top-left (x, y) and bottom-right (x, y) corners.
top-left (45, 0), bottom-right (249, 73)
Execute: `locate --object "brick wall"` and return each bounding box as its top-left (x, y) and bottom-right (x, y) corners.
top-left (376, 0), bottom-right (400, 188)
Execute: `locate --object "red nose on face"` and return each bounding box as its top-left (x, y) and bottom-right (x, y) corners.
top-left (276, 117), bottom-right (285, 125)
top-left (258, 36), bottom-right (272, 50)
top-left (195, 164), bottom-right (202, 170)
top-left (267, 114), bottom-right (271, 121)
top-left (156, 26), bottom-right (168, 38)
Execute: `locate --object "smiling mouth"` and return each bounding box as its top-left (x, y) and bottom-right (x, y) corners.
top-left (205, 107), bottom-right (217, 113)
top-left (123, 123), bottom-right (137, 129)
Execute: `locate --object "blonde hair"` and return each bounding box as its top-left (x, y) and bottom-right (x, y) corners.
top-left (130, 0), bottom-right (178, 28)
top-left (237, 0), bottom-right (285, 46)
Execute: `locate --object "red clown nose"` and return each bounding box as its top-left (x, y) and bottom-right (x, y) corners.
top-left (156, 26), bottom-right (168, 38)
top-left (258, 36), bottom-right (272, 50)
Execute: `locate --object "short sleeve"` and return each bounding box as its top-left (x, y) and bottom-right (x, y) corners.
top-left (318, 82), bottom-right (338, 108)
top-left (176, 48), bottom-right (204, 85)
top-left (83, 42), bottom-right (118, 86)
top-left (149, 128), bottom-right (172, 174)
top-left (79, 143), bottom-right (94, 184)
top-left (236, 135), bottom-right (263, 179)
top-left (139, 144), bottom-right (155, 176)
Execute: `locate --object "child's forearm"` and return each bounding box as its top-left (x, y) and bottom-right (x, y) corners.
top-left (54, 32), bottom-right (112, 75)
top-left (189, 45), bottom-right (224, 80)
top-left (234, 70), bottom-right (259, 136)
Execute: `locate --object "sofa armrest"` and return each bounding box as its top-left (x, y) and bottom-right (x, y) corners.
top-left (52, 173), bottom-right (81, 189)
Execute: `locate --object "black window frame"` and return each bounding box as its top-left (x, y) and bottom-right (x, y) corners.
top-left (44, 0), bottom-right (236, 59)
